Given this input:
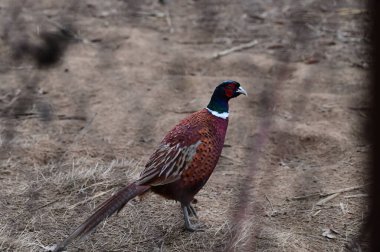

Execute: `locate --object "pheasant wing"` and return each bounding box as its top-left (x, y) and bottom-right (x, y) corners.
top-left (137, 125), bottom-right (202, 186)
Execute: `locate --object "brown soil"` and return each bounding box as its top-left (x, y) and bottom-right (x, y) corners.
top-left (0, 0), bottom-right (370, 251)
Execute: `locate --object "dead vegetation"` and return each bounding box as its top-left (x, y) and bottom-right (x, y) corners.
top-left (0, 0), bottom-right (370, 251)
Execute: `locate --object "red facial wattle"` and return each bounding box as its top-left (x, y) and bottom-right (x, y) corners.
top-left (225, 84), bottom-right (236, 97)
top-left (225, 89), bottom-right (234, 97)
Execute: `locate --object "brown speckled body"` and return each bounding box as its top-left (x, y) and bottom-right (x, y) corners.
top-left (147, 109), bottom-right (228, 204)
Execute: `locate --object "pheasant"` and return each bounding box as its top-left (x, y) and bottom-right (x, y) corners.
top-left (52, 80), bottom-right (247, 252)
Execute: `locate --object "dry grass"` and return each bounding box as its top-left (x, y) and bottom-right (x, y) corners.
top-left (0, 125), bottom-right (369, 251)
top-left (0, 137), bottom-right (251, 251)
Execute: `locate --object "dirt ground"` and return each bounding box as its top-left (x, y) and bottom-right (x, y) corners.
top-left (0, 0), bottom-right (370, 251)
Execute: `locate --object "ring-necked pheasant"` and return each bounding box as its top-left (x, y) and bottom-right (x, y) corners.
top-left (53, 80), bottom-right (247, 252)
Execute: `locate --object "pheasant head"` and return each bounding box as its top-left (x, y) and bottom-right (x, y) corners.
top-left (206, 80), bottom-right (247, 119)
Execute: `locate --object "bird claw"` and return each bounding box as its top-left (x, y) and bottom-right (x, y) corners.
top-left (184, 223), bottom-right (205, 232)
top-left (50, 243), bottom-right (66, 252)
top-left (182, 204), bottom-right (204, 232)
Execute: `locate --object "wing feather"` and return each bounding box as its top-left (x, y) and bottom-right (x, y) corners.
top-left (136, 137), bottom-right (202, 186)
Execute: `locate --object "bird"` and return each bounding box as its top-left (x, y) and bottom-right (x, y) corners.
top-left (52, 80), bottom-right (247, 252)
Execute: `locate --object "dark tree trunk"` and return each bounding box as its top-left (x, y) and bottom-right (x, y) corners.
top-left (368, 1), bottom-right (380, 251)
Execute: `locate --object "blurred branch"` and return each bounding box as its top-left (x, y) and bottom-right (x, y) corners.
top-left (292, 184), bottom-right (368, 200)
top-left (212, 40), bottom-right (258, 59)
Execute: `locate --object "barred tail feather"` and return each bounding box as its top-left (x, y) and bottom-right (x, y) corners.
top-left (53, 183), bottom-right (150, 252)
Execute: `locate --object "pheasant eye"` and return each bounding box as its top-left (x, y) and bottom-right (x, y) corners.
top-left (226, 84), bottom-right (235, 90)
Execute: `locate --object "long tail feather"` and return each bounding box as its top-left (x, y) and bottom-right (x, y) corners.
top-left (53, 182), bottom-right (150, 252)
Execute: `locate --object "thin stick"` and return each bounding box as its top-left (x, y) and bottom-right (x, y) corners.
top-left (321, 185), bottom-right (367, 196)
top-left (57, 115), bottom-right (87, 120)
top-left (80, 181), bottom-right (110, 191)
top-left (165, 9), bottom-right (174, 33)
top-left (292, 193), bottom-right (321, 200)
top-left (312, 209), bottom-right (321, 216)
top-left (316, 193), bottom-right (340, 206)
top-left (212, 40), bottom-right (258, 59)
top-left (43, 16), bottom-right (86, 43)
top-left (68, 189), bottom-right (113, 210)
top-left (264, 194), bottom-right (275, 213)
top-left (292, 184), bottom-right (367, 200)
top-left (14, 113), bottom-right (87, 121)
top-left (344, 194), bottom-right (368, 198)
top-left (339, 202), bottom-right (346, 214)
top-left (31, 198), bottom-right (60, 212)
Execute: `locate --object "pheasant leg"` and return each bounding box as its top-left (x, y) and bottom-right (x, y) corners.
top-left (182, 204), bottom-right (205, 232)
top-left (186, 204), bottom-right (198, 219)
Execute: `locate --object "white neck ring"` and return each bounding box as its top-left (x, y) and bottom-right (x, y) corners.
top-left (206, 108), bottom-right (229, 119)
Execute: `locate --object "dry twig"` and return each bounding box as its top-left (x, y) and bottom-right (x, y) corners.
top-left (165, 9), bottom-right (174, 33)
top-left (264, 194), bottom-right (275, 213)
top-left (292, 184), bottom-right (367, 200)
top-left (344, 194), bottom-right (368, 199)
top-left (68, 189), bottom-right (113, 210)
top-left (316, 193), bottom-right (340, 206)
top-left (212, 40), bottom-right (258, 59)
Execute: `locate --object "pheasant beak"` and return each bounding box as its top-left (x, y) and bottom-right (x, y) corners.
top-left (236, 86), bottom-right (248, 96)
